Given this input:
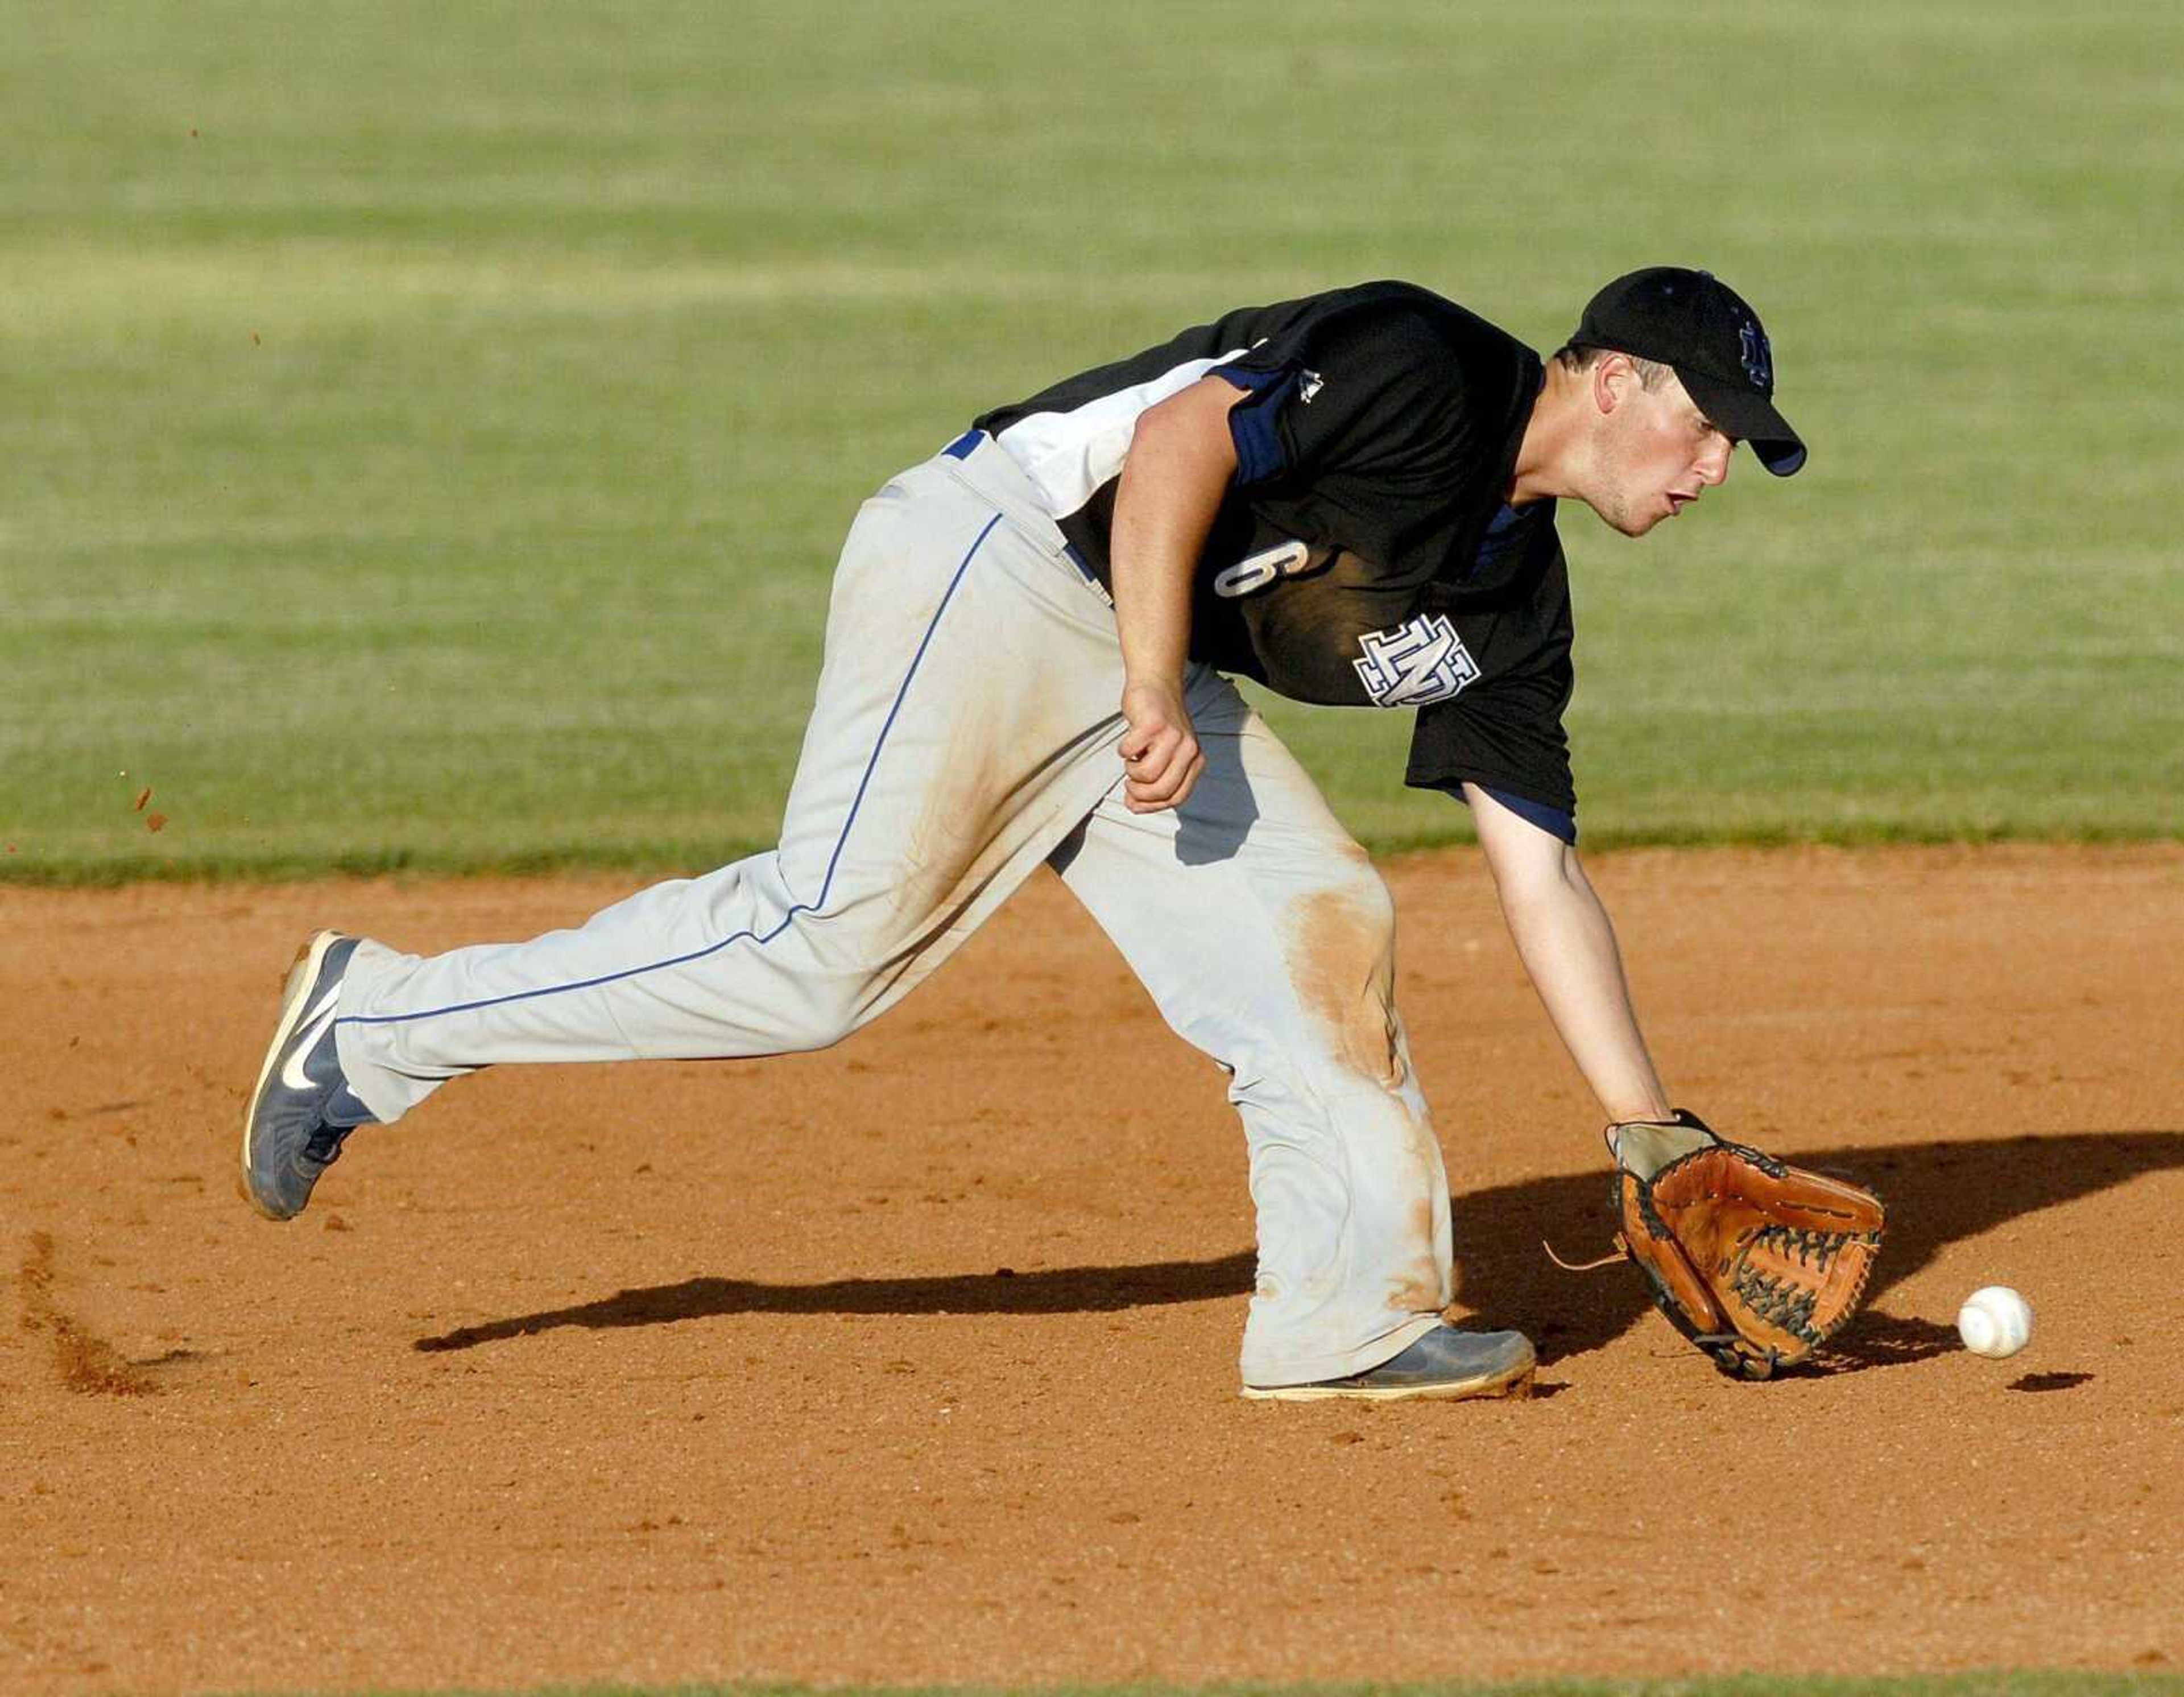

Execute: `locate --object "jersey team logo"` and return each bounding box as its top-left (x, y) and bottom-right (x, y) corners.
top-left (1352, 614), bottom-right (1480, 708)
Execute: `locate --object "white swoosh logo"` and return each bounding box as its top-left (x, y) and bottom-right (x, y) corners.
top-left (279, 985), bottom-right (342, 1093)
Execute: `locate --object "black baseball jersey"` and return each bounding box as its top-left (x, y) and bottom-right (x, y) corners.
top-left (974, 281), bottom-right (1577, 831)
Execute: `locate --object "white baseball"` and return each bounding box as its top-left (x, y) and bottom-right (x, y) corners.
top-left (1956, 1286), bottom-right (2033, 1359)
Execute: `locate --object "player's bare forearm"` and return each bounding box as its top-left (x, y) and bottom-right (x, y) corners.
top-left (1108, 376), bottom-right (1239, 812)
top-left (1465, 784), bottom-right (1671, 1128)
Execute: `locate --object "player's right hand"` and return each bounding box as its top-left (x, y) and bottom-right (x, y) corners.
top-left (1118, 681), bottom-right (1204, 815)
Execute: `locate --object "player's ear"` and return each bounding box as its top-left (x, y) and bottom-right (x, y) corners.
top-left (1591, 352), bottom-right (1632, 417)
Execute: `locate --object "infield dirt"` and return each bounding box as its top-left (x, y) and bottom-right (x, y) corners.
top-left (5, 845), bottom-right (2181, 1693)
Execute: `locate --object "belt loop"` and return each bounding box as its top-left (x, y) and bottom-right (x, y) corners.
top-left (1062, 542), bottom-right (1113, 606)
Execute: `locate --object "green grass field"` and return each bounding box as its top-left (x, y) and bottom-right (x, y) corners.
top-left (3, 0), bottom-right (2179, 883)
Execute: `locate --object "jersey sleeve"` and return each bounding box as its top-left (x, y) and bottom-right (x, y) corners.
top-left (1403, 506), bottom-right (1578, 821)
top-left (1210, 292), bottom-right (1481, 493)
top-left (1402, 656), bottom-right (1577, 821)
top-left (1475, 786), bottom-right (1577, 845)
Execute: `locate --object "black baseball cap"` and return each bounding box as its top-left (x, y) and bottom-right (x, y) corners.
top-left (1572, 267), bottom-right (1806, 476)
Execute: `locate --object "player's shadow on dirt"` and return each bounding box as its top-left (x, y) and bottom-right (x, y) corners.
top-left (416, 1127), bottom-right (2178, 1364)
top-left (1458, 1127), bottom-right (2181, 1372)
top-left (413, 1250), bottom-right (1259, 1352)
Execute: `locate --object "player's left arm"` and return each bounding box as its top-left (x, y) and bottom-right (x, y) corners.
top-left (1110, 375), bottom-right (1241, 813)
top-left (1463, 782), bottom-right (1672, 1125)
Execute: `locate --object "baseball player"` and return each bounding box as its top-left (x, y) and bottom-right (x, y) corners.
top-left (244, 268), bottom-right (1805, 1402)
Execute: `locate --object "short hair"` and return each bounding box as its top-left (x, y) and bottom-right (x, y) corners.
top-left (1553, 343), bottom-right (1676, 391)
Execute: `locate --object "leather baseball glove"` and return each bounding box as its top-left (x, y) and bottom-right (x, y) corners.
top-left (1593, 1110), bottom-right (1886, 1380)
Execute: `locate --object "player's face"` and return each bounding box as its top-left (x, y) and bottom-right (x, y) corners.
top-left (1587, 365), bottom-right (1736, 538)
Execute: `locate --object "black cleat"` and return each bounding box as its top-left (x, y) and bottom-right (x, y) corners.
top-left (1242, 1324), bottom-right (1537, 1403)
top-left (240, 931), bottom-right (375, 1220)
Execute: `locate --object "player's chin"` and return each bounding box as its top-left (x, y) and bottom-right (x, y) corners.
top-left (1598, 504), bottom-right (1664, 540)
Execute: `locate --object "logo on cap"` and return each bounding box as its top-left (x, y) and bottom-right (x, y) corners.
top-left (1739, 320), bottom-right (1773, 392)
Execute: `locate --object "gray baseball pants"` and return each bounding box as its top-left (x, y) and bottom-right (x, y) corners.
top-left (332, 433), bottom-right (1452, 1388)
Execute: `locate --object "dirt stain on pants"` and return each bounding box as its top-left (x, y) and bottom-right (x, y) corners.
top-left (1284, 879), bottom-right (1451, 1320)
